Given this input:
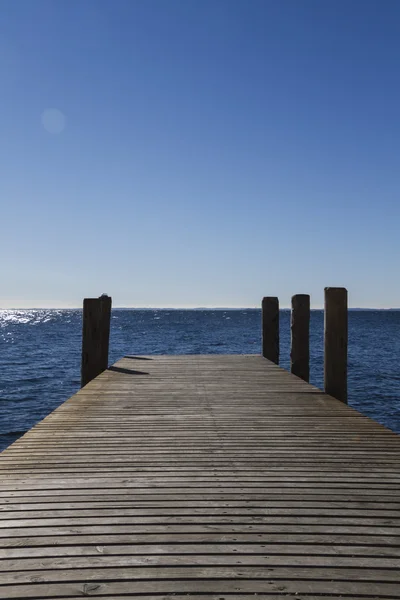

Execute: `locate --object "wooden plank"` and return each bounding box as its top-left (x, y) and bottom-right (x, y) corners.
top-left (3, 552), bottom-right (400, 570)
top-left (3, 542), bottom-right (400, 559)
top-left (2, 499), bottom-right (400, 509)
top-left (2, 532), bottom-right (400, 548)
top-left (2, 506), bottom-right (400, 519)
top-left (1, 581), bottom-right (400, 600)
top-left (2, 564), bottom-right (400, 585)
top-left (17, 597), bottom-right (398, 600)
top-left (0, 354), bottom-right (399, 598)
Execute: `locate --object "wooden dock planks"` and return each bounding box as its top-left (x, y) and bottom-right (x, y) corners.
top-left (0, 354), bottom-right (400, 599)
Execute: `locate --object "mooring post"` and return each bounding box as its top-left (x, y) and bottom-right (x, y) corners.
top-left (261, 296), bottom-right (279, 364)
top-left (324, 287), bottom-right (348, 403)
top-left (291, 294), bottom-right (310, 382)
top-left (81, 294), bottom-right (112, 388)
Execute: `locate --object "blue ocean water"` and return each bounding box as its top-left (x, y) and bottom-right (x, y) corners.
top-left (1, 309), bottom-right (400, 452)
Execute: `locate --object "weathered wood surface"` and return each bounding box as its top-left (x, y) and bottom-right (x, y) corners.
top-left (81, 295), bottom-right (111, 388)
top-left (0, 355), bottom-right (399, 599)
top-left (261, 297), bottom-right (279, 363)
top-left (290, 294), bottom-right (310, 382)
top-left (324, 287), bottom-right (348, 403)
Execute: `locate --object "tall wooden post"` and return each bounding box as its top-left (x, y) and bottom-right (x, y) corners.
top-left (324, 287), bottom-right (348, 403)
top-left (261, 297), bottom-right (279, 364)
top-left (291, 294), bottom-right (310, 382)
top-left (81, 295), bottom-right (112, 388)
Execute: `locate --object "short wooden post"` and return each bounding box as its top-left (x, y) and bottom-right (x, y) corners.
top-left (261, 297), bottom-right (279, 364)
top-left (81, 295), bottom-right (112, 388)
top-left (324, 287), bottom-right (348, 403)
top-left (290, 294), bottom-right (310, 382)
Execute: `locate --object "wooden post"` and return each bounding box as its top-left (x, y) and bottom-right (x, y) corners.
top-left (324, 287), bottom-right (348, 403)
top-left (261, 297), bottom-right (279, 364)
top-left (81, 295), bottom-right (112, 388)
top-left (290, 294), bottom-right (310, 382)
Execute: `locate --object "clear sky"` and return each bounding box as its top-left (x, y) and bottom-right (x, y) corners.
top-left (1, 0), bottom-right (400, 309)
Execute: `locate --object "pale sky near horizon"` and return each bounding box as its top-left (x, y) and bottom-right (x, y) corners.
top-left (1, 0), bottom-right (400, 309)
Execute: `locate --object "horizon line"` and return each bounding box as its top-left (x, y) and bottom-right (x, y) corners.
top-left (1, 306), bottom-right (400, 311)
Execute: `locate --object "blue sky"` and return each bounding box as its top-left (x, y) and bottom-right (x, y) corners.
top-left (1, 0), bottom-right (400, 308)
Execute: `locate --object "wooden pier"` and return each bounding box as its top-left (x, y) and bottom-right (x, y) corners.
top-left (1, 354), bottom-right (400, 598)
